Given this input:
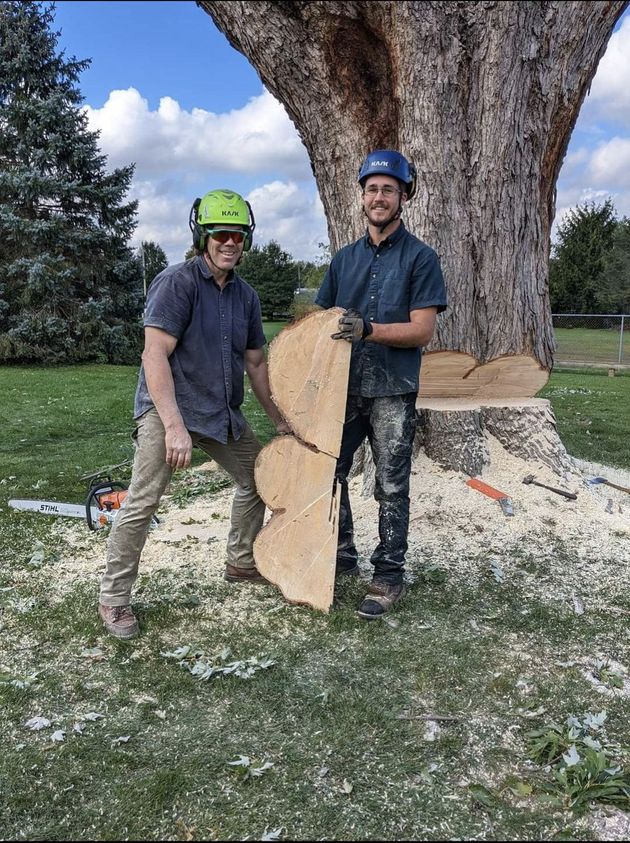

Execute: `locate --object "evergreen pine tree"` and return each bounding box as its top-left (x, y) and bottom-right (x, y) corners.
top-left (0, 0), bottom-right (144, 364)
top-left (238, 241), bottom-right (298, 318)
top-left (599, 219), bottom-right (630, 314)
top-left (139, 241), bottom-right (168, 293)
top-left (549, 199), bottom-right (617, 314)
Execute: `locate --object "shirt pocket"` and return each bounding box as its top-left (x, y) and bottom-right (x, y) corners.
top-left (378, 277), bottom-right (410, 323)
top-left (232, 316), bottom-right (249, 353)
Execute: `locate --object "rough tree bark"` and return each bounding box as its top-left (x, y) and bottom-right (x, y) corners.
top-left (199, 0), bottom-right (627, 475)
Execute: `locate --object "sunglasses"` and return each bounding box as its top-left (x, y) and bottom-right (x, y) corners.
top-left (206, 228), bottom-right (246, 245)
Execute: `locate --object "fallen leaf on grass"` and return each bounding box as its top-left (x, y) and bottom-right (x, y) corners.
top-left (572, 595), bottom-right (585, 615)
top-left (80, 648), bottom-right (106, 661)
top-left (519, 706), bottom-right (547, 719)
top-left (342, 779), bottom-right (353, 794)
top-left (227, 754), bottom-right (251, 768)
top-left (261, 828), bottom-right (285, 841)
top-left (468, 783), bottom-right (496, 808)
top-left (28, 549), bottom-right (45, 568)
top-left (174, 819), bottom-right (195, 841)
top-left (508, 781), bottom-right (533, 798)
top-left (490, 563), bottom-right (505, 583)
top-left (24, 716), bottom-right (51, 731)
top-left (227, 755), bottom-right (274, 780)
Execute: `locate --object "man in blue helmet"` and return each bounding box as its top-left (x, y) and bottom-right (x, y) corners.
top-left (315, 150), bottom-right (447, 621)
top-left (98, 189), bottom-right (290, 639)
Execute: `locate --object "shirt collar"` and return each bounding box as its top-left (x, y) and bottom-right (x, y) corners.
top-left (364, 221), bottom-right (407, 249)
top-left (196, 254), bottom-right (235, 285)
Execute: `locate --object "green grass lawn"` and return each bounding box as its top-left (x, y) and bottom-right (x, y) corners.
top-left (554, 327), bottom-right (627, 366)
top-left (0, 351), bottom-right (628, 840)
top-left (538, 368), bottom-right (630, 470)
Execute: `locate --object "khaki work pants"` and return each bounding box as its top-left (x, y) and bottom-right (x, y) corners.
top-left (100, 408), bottom-right (264, 606)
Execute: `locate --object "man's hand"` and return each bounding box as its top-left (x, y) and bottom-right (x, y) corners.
top-left (331, 308), bottom-right (373, 342)
top-left (164, 424), bottom-right (193, 469)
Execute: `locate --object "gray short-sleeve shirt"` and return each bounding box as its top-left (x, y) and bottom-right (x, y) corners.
top-left (134, 256), bottom-right (266, 443)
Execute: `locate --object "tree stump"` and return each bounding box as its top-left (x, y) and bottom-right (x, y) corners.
top-left (360, 351), bottom-right (578, 497)
top-left (253, 310), bottom-right (350, 612)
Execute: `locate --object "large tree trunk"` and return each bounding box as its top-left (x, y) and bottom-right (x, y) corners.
top-left (199, 0), bottom-right (627, 474)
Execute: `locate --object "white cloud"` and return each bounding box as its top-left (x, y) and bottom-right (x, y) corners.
top-left (84, 87), bottom-right (311, 180)
top-left (84, 87), bottom-right (328, 264)
top-left (586, 15), bottom-right (630, 125)
top-left (588, 137), bottom-right (630, 187)
top-left (246, 181), bottom-right (327, 262)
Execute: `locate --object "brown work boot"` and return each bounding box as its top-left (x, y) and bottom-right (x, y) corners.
top-left (357, 581), bottom-right (406, 621)
top-left (98, 603), bottom-right (139, 639)
top-left (224, 564), bottom-right (269, 584)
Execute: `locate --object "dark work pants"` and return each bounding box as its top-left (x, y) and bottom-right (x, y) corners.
top-left (335, 393), bottom-right (417, 585)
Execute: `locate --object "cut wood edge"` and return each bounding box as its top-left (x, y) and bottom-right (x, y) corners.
top-left (462, 355), bottom-right (549, 398)
top-left (419, 351), bottom-right (478, 398)
top-left (267, 308), bottom-right (350, 457)
top-left (418, 352), bottom-right (549, 399)
top-left (254, 436), bottom-right (339, 613)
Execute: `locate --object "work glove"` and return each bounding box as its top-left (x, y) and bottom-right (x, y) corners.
top-left (331, 308), bottom-right (373, 342)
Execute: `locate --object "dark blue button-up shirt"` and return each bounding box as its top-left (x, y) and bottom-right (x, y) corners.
top-left (134, 256), bottom-right (266, 443)
top-left (315, 224), bottom-right (447, 397)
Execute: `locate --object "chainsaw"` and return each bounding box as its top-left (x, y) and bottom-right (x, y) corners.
top-left (8, 463), bottom-right (157, 531)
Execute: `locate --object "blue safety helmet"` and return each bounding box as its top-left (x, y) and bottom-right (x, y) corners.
top-left (358, 150), bottom-right (417, 200)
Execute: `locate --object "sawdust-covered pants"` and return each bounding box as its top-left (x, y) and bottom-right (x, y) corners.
top-left (335, 393), bottom-right (417, 585)
top-left (100, 408), bottom-right (264, 606)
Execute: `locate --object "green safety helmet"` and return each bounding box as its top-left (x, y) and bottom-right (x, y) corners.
top-left (189, 189), bottom-right (256, 251)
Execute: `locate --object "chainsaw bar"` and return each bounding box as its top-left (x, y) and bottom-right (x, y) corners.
top-left (9, 499), bottom-right (117, 526)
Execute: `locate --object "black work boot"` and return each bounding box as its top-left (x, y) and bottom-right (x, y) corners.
top-left (357, 581), bottom-right (406, 621)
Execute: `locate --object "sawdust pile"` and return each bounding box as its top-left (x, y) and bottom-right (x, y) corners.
top-left (52, 436), bottom-right (630, 617)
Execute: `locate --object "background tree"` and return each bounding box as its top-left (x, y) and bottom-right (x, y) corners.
top-left (139, 240), bottom-right (168, 293)
top-left (239, 240), bottom-right (298, 318)
top-left (549, 200), bottom-right (617, 313)
top-left (0, 0), bottom-right (143, 365)
top-left (599, 218), bottom-right (630, 314)
top-left (201, 0), bottom-right (626, 370)
top-left (201, 1), bottom-right (627, 476)
top-left (296, 243), bottom-right (331, 290)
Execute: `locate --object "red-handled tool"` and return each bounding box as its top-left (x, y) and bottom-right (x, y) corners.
top-left (466, 477), bottom-right (514, 517)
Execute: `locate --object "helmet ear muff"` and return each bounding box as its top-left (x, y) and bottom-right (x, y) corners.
top-left (243, 200), bottom-right (256, 251)
top-left (189, 197), bottom-right (207, 250)
top-left (406, 163), bottom-right (417, 201)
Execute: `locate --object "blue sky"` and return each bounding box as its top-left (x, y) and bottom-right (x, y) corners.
top-left (52, 1), bottom-right (630, 265)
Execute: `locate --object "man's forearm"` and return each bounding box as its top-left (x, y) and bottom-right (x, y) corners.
top-left (367, 321), bottom-right (432, 348)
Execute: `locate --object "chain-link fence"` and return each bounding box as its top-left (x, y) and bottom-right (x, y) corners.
top-left (553, 314), bottom-right (628, 368)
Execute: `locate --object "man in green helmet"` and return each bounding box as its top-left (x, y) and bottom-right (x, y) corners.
top-left (98, 189), bottom-right (290, 639)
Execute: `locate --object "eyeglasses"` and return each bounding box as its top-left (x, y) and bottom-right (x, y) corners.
top-left (206, 228), bottom-right (246, 245)
top-left (363, 185), bottom-right (402, 197)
